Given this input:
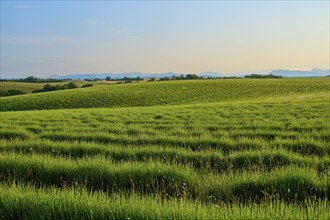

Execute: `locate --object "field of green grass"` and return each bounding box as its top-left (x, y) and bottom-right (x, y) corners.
top-left (0, 78), bottom-right (329, 219)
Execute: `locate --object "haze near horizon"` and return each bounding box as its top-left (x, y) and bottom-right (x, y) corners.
top-left (0, 1), bottom-right (329, 78)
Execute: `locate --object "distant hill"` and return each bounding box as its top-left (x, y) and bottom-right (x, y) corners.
top-left (270, 68), bottom-right (329, 77)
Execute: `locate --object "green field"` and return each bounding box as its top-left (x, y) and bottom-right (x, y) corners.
top-left (0, 78), bottom-right (329, 219)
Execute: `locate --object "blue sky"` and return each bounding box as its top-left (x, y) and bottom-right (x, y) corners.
top-left (1, 1), bottom-right (329, 78)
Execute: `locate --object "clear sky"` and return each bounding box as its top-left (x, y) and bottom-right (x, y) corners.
top-left (1, 1), bottom-right (329, 78)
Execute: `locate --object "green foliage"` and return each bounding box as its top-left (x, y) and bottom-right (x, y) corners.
top-left (81, 83), bottom-right (94, 88)
top-left (121, 76), bottom-right (144, 81)
top-left (245, 74), bottom-right (282, 78)
top-left (0, 81), bottom-right (108, 94)
top-left (0, 76), bottom-right (65, 83)
top-left (167, 74), bottom-right (203, 80)
top-left (32, 82), bottom-right (79, 93)
top-left (159, 76), bottom-right (170, 81)
top-left (67, 82), bottom-right (78, 89)
top-left (0, 89), bottom-right (26, 97)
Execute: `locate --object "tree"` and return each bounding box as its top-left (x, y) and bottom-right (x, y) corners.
top-left (186, 74), bottom-right (200, 79)
top-left (24, 76), bottom-right (39, 82)
top-left (43, 84), bottom-right (55, 91)
top-left (105, 76), bottom-right (111, 81)
top-left (0, 89), bottom-right (26, 96)
top-left (159, 77), bottom-right (170, 81)
top-left (244, 74), bottom-right (282, 79)
top-left (67, 82), bottom-right (78, 89)
top-left (81, 84), bottom-right (93, 88)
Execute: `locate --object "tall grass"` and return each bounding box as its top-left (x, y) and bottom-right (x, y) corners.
top-left (0, 139), bottom-right (327, 173)
top-left (0, 153), bottom-right (328, 202)
top-left (0, 183), bottom-right (329, 220)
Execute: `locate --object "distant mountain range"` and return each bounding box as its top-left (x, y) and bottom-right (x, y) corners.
top-left (47, 68), bottom-right (329, 80)
top-left (269, 68), bottom-right (329, 77)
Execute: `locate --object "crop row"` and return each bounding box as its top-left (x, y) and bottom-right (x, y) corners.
top-left (37, 134), bottom-right (330, 156)
top-left (2, 123), bottom-right (328, 140)
top-left (0, 153), bottom-right (328, 203)
top-left (1, 140), bottom-right (328, 173)
top-left (1, 132), bottom-right (328, 157)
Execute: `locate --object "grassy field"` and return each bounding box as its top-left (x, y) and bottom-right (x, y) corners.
top-left (0, 78), bottom-right (329, 219)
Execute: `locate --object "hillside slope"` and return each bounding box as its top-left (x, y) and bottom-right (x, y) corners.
top-left (0, 78), bottom-right (329, 111)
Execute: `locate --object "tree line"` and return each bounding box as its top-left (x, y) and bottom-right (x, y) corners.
top-left (0, 82), bottom-right (94, 97)
top-left (244, 74), bottom-right (282, 79)
top-left (32, 82), bottom-right (93, 93)
top-left (0, 76), bottom-right (67, 83)
top-left (159, 74), bottom-right (203, 81)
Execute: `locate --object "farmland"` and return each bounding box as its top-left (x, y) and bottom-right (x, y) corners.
top-left (0, 78), bottom-right (329, 219)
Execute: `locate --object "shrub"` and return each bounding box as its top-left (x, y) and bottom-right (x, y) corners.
top-left (0, 89), bottom-right (26, 96)
top-left (43, 84), bottom-right (57, 92)
top-left (81, 84), bottom-right (94, 88)
top-left (68, 82), bottom-right (78, 89)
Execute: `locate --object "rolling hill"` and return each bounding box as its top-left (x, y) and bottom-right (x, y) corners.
top-left (1, 77), bottom-right (329, 112)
